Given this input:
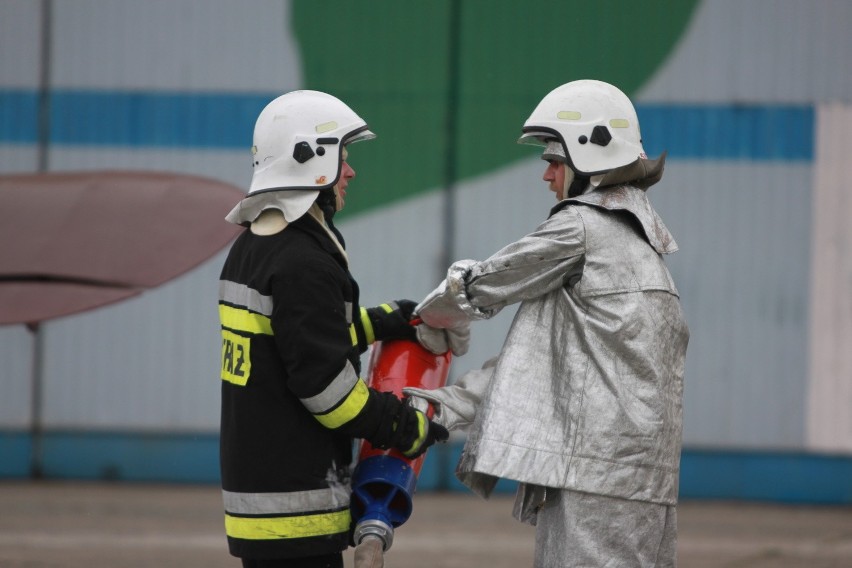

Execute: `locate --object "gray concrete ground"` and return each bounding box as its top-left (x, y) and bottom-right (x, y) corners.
top-left (0, 481), bottom-right (850, 567)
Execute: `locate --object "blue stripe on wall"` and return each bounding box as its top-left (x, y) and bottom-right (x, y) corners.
top-left (51, 91), bottom-right (269, 149)
top-left (679, 449), bottom-right (852, 504)
top-left (0, 90), bottom-right (270, 149)
top-left (0, 91), bottom-right (39, 144)
top-left (0, 431), bottom-right (220, 483)
top-left (638, 105), bottom-right (814, 161)
top-left (2, 432), bottom-right (851, 504)
top-left (0, 431), bottom-right (31, 477)
top-left (0, 90), bottom-right (814, 160)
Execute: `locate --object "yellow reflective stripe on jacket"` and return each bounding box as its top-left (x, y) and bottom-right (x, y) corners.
top-left (349, 323), bottom-right (358, 346)
top-left (219, 304), bottom-right (273, 335)
top-left (359, 303), bottom-right (394, 345)
top-left (224, 509), bottom-right (351, 540)
top-left (313, 379), bottom-right (369, 429)
top-left (359, 308), bottom-right (375, 344)
top-left (404, 411), bottom-right (427, 457)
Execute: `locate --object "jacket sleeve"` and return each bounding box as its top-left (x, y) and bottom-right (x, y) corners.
top-left (417, 207), bottom-right (586, 328)
top-left (269, 250), bottom-right (404, 443)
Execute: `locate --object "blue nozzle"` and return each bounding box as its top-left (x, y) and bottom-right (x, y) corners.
top-left (350, 454), bottom-right (418, 529)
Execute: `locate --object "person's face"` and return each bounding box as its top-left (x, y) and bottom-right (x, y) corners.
top-left (543, 160), bottom-right (567, 201)
top-left (334, 147), bottom-right (355, 211)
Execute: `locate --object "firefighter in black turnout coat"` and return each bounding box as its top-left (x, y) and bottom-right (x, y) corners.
top-left (218, 91), bottom-right (449, 568)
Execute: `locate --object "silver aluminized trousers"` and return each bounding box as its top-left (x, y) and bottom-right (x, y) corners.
top-left (533, 489), bottom-right (677, 568)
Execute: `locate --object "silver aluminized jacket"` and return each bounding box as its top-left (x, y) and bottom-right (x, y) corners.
top-left (413, 184), bottom-right (689, 506)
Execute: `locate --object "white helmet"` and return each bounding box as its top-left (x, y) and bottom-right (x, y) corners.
top-left (226, 90), bottom-right (375, 224)
top-left (519, 80), bottom-right (646, 175)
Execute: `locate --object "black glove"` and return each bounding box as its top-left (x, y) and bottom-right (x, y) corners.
top-left (366, 392), bottom-right (448, 459)
top-left (391, 398), bottom-right (449, 459)
top-left (365, 299), bottom-right (418, 343)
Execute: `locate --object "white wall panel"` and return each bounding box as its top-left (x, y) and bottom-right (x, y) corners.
top-left (51, 0), bottom-right (301, 92)
top-left (807, 104), bottom-right (852, 452)
top-left (640, 0), bottom-right (852, 103)
top-left (0, 326), bottom-right (34, 428)
top-left (40, 252), bottom-right (226, 431)
top-left (0, 146), bottom-right (39, 173)
top-left (341, 190), bottom-right (445, 308)
top-left (0, 0), bottom-right (41, 88)
top-left (655, 161), bottom-right (812, 449)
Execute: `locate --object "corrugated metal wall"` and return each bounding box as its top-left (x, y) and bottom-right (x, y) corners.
top-left (1, 0), bottom-right (851, 493)
top-left (653, 161), bottom-right (812, 448)
top-left (639, 0), bottom-right (852, 104)
top-left (635, 0), bottom-right (851, 453)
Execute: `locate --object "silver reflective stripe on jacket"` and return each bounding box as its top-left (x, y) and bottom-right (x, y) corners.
top-left (223, 486), bottom-right (350, 516)
top-left (222, 485), bottom-right (352, 541)
top-left (300, 360), bottom-right (359, 414)
top-left (301, 361), bottom-right (370, 430)
top-left (219, 280), bottom-right (273, 315)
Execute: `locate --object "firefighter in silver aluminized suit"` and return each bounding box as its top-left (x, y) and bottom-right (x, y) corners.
top-left (406, 80), bottom-right (690, 567)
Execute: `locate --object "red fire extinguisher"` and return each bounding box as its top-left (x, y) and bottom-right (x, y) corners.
top-left (350, 335), bottom-right (452, 552)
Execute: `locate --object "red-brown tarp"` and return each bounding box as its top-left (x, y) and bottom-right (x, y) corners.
top-left (0, 170), bottom-right (245, 326)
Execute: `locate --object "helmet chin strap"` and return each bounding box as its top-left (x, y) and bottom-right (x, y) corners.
top-left (333, 185), bottom-right (344, 212)
top-left (317, 187), bottom-right (338, 218)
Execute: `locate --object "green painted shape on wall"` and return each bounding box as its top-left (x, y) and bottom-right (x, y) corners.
top-left (292, 0), bottom-right (698, 217)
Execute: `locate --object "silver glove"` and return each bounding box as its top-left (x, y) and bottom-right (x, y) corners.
top-left (415, 323), bottom-right (470, 356)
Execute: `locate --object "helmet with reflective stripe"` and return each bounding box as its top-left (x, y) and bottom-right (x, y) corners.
top-left (518, 80), bottom-right (645, 175)
top-left (227, 90), bottom-right (375, 224)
